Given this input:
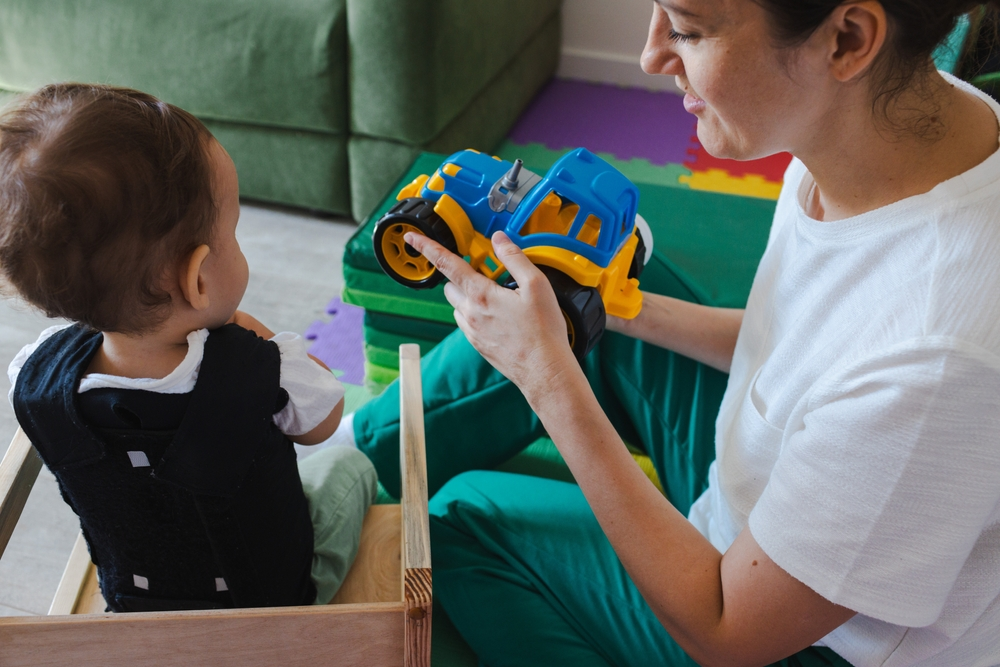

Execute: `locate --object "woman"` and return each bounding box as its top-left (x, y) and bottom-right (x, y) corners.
top-left (352, 1), bottom-right (1000, 665)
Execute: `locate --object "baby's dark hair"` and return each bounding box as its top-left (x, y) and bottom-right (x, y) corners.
top-left (0, 84), bottom-right (217, 334)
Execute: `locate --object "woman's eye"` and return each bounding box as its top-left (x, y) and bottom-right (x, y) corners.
top-left (668, 28), bottom-right (697, 43)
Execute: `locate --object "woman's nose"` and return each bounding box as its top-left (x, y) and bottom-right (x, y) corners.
top-left (641, 4), bottom-right (683, 76)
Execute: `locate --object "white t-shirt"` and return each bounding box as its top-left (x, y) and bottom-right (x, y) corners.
top-left (7, 326), bottom-right (344, 437)
top-left (688, 75), bottom-right (1000, 667)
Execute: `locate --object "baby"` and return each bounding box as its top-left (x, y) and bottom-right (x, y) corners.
top-left (0, 84), bottom-right (376, 611)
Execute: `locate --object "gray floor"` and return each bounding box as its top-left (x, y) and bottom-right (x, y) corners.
top-left (0, 202), bottom-right (357, 616)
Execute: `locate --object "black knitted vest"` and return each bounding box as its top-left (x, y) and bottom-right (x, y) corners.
top-left (12, 324), bottom-right (316, 612)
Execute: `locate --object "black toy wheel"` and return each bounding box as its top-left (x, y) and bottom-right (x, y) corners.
top-left (516, 267), bottom-right (605, 362)
top-left (373, 197), bottom-right (458, 289)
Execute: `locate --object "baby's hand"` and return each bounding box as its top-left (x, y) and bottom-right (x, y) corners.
top-left (228, 310), bottom-right (275, 339)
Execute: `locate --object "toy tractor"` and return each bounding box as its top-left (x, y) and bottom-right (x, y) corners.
top-left (373, 148), bottom-right (651, 361)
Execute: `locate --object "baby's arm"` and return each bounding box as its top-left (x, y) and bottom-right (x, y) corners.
top-left (231, 309), bottom-right (333, 377)
top-left (229, 310), bottom-right (275, 339)
top-left (229, 311), bottom-right (346, 446)
top-left (291, 398), bottom-right (344, 445)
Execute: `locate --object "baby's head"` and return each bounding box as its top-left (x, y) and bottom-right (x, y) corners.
top-left (0, 83), bottom-right (246, 336)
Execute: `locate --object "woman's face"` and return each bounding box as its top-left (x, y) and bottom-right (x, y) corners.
top-left (642, 0), bottom-right (832, 161)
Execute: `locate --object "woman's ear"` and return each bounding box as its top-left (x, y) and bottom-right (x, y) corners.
top-left (179, 244), bottom-right (211, 311)
top-left (826, 1), bottom-right (888, 83)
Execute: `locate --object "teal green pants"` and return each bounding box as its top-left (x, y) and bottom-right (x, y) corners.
top-left (354, 331), bottom-right (850, 667)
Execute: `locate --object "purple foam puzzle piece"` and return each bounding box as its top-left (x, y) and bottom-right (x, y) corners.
top-left (303, 297), bottom-right (366, 385)
top-left (507, 79), bottom-right (695, 166)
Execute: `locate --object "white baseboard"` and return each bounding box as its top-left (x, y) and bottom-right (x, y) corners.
top-left (557, 48), bottom-right (682, 94)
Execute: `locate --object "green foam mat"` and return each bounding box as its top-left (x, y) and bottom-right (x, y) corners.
top-left (496, 139), bottom-right (693, 189)
top-left (342, 259), bottom-right (453, 323)
top-left (365, 325), bottom-right (441, 354)
top-left (365, 311), bottom-right (457, 342)
top-left (364, 360), bottom-right (400, 388)
top-left (342, 284), bottom-right (454, 324)
top-left (364, 344), bottom-right (398, 370)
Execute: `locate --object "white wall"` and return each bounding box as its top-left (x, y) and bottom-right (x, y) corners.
top-left (558, 0), bottom-right (681, 94)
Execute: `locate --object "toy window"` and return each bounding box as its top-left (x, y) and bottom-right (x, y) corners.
top-left (576, 214), bottom-right (602, 247)
top-left (520, 192), bottom-right (579, 237)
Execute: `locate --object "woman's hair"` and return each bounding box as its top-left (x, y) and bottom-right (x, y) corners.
top-left (755, 1), bottom-right (1000, 119)
top-left (0, 84), bottom-right (217, 334)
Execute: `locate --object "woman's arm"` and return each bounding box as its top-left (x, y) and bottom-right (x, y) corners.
top-left (406, 231), bottom-right (855, 667)
top-left (531, 368), bottom-right (854, 667)
top-left (608, 294), bottom-right (743, 373)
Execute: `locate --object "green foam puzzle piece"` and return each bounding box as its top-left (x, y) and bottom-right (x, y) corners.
top-left (365, 310), bottom-right (457, 342)
top-left (343, 285), bottom-right (455, 323)
top-left (495, 140), bottom-right (693, 189)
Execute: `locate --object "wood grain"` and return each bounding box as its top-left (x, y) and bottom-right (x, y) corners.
top-left (0, 603), bottom-right (405, 667)
top-left (49, 533), bottom-right (95, 615)
top-left (403, 568), bottom-right (432, 667)
top-left (398, 345), bottom-right (432, 667)
top-left (330, 505), bottom-right (402, 605)
top-left (74, 562), bottom-right (106, 615)
top-left (0, 429), bottom-right (42, 559)
top-left (398, 345), bottom-right (431, 572)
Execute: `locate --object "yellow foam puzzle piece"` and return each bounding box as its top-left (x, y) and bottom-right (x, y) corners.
top-left (679, 168), bottom-right (782, 200)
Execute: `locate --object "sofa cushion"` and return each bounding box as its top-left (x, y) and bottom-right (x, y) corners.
top-left (347, 11), bottom-right (561, 221)
top-left (348, 0), bottom-right (561, 145)
top-left (0, 0), bottom-right (347, 134)
top-left (204, 121), bottom-right (350, 215)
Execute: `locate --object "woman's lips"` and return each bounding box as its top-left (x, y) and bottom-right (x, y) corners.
top-left (683, 93), bottom-right (706, 114)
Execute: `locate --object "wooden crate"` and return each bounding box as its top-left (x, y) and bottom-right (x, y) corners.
top-left (0, 345), bottom-right (431, 667)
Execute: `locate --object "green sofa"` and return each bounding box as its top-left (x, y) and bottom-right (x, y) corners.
top-left (0, 0), bottom-right (560, 221)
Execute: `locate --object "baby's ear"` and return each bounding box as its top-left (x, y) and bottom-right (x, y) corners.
top-left (179, 244), bottom-right (211, 310)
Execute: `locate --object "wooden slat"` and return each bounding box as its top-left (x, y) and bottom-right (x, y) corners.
top-left (73, 561), bottom-right (107, 615)
top-left (0, 428), bottom-right (42, 559)
top-left (398, 344), bottom-right (431, 572)
top-left (398, 344), bottom-right (432, 667)
top-left (330, 505), bottom-right (402, 605)
top-left (49, 533), bottom-right (95, 615)
top-left (0, 602), bottom-right (405, 667)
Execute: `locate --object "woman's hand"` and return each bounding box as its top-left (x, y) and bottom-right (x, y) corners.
top-left (403, 230), bottom-right (579, 394)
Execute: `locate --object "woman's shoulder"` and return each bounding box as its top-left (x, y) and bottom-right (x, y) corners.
top-left (924, 220), bottom-right (1000, 352)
